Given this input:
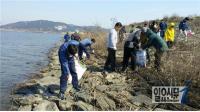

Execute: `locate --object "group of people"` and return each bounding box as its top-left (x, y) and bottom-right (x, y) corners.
top-left (57, 17), bottom-right (193, 100)
top-left (104, 17), bottom-right (193, 73)
top-left (149, 17), bottom-right (193, 48)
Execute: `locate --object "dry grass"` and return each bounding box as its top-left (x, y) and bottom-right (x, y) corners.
top-left (83, 16), bottom-right (200, 109)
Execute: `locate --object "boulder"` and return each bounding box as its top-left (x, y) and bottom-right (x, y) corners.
top-left (18, 105), bottom-right (32, 111)
top-left (32, 100), bottom-right (59, 111)
top-left (95, 85), bottom-right (108, 92)
top-left (74, 91), bottom-right (94, 103)
top-left (58, 99), bottom-right (74, 111)
top-left (14, 83), bottom-right (44, 95)
top-left (105, 73), bottom-right (126, 84)
top-left (47, 84), bottom-right (60, 94)
top-left (96, 95), bottom-right (116, 110)
top-left (12, 94), bottom-right (43, 105)
top-left (74, 101), bottom-right (98, 111)
top-left (130, 94), bottom-right (152, 107)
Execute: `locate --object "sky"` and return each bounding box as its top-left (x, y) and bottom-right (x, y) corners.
top-left (1, 0), bottom-right (200, 28)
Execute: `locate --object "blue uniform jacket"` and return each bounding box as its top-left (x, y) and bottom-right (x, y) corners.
top-left (80, 38), bottom-right (93, 47)
top-left (159, 22), bottom-right (167, 30)
top-left (58, 40), bottom-right (79, 75)
top-left (179, 19), bottom-right (189, 31)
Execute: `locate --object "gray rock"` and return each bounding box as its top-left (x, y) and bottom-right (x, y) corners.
top-left (14, 83), bottom-right (45, 95)
top-left (49, 63), bottom-right (54, 69)
top-left (74, 91), bottom-right (94, 103)
top-left (96, 95), bottom-right (116, 110)
top-left (105, 91), bottom-right (138, 109)
top-left (74, 101), bottom-right (98, 111)
top-left (47, 84), bottom-right (60, 94)
top-left (58, 100), bottom-right (74, 111)
top-left (12, 94), bottom-right (43, 105)
top-left (95, 85), bottom-right (108, 92)
top-left (18, 105), bottom-right (32, 111)
top-left (105, 73), bottom-right (126, 84)
top-left (32, 100), bottom-right (59, 111)
top-left (130, 94), bottom-right (152, 107)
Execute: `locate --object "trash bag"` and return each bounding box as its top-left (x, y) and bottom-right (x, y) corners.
top-left (135, 50), bottom-right (147, 67)
top-left (68, 59), bottom-right (87, 83)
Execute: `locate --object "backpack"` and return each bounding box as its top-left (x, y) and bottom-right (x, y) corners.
top-left (71, 33), bottom-right (81, 41)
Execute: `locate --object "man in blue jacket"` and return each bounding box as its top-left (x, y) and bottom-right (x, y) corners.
top-left (58, 40), bottom-right (80, 100)
top-left (79, 38), bottom-right (96, 60)
top-left (178, 17), bottom-right (190, 41)
top-left (159, 19), bottom-right (167, 38)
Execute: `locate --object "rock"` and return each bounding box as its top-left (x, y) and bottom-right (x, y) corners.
top-left (108, 84), bottom-right (129, 92)
top-left (154, 108), bottom-right (170, 111)
top-left (49, 63), bottom-right (54, 68)
top-left (96, 95), bottom-right (116, 110)
top-left (18, 105), bottom-right (32, 111)
top-left (58, 99), bottom-right (74, 111)
top-left (105, 73), bottom-right (126, 84)
top-left (32, 100), bottom-right (59, 111)
top-left (83, 75), bottom-right (105, 87)
top-left (74, 101), bottom-right (98, 111)
top-left (47, 84), bottom-right (60, 94)
top-left (14, 83), bottom-right (45, 95)
top-left (12, 94), bottom-right (43, 105)
top-left (40, 68), bottom-right (49, 73)
top-left (95, 85), bottom-right (108, 92)
top-left (105, 91), bottom-right (138, 109)
top-left (74, 91), bottom-right (94, 103)
top-left (130, 94), bottom-right (152, 107)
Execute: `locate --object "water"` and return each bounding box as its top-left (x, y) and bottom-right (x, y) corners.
top-left (0, 31), bottom-right (61, 110)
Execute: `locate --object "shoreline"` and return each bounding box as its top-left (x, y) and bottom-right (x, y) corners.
top-left (0, 28), bottom-right (63, 34)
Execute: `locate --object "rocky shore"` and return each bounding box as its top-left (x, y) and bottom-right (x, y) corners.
top-left (10, 41), bottom-right (197, 111)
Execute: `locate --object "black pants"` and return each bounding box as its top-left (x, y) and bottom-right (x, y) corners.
top-left (122, 46), bottom-right (136, 70)
top-left (104, 48), bottom-right (116, 71)
top-left (167, 41), bottom-right (174, 48)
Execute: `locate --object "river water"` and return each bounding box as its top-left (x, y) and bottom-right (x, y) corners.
top-left (0, 31), bottom-right (61, 110)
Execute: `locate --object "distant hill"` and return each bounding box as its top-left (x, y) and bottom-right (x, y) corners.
top-left (0, 20), bottom-right (108, 33)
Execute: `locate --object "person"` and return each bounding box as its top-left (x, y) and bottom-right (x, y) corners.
top-left (58, 40), bottom-right (80, 100)
top-left (122, 27), bottom-right (141, 72)
top-left (71, 31), bottom-right (81, 41)
top-left (141, 27), bottom-right (168, 71)
top-left (104, 22), bottom-right (122, 72)
top-left (143, 21), bottom-right (148, 27)
top-left (149, 21), bottom-right (159, 34)
top-left (180, 80), bottom-right (192, 104)
top-left (78, 38), bottom-right (96, 60)
top-left (64, 33), bottom-right (71, 42)
top-left (178, 17), bottom-right (190, 41)
top-left (164, 22), bottom-right (175, 48)
top-left (159, 19), bottom-right (168, 38)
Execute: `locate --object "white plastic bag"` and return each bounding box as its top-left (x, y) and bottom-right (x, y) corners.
top-left (68, 59), bottom-right (87, 83)
top-left (136, 50), bottom-right (147, 67)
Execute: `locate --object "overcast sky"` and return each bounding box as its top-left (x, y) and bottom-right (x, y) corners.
top-left (1, 0), bottom-right (200, 28)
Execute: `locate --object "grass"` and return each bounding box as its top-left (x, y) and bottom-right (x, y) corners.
top-left (81, 15), bottom-right (200, 109)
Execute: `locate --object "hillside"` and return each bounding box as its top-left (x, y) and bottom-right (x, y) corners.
top-left (0, 20), bottom-right (107, 33)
